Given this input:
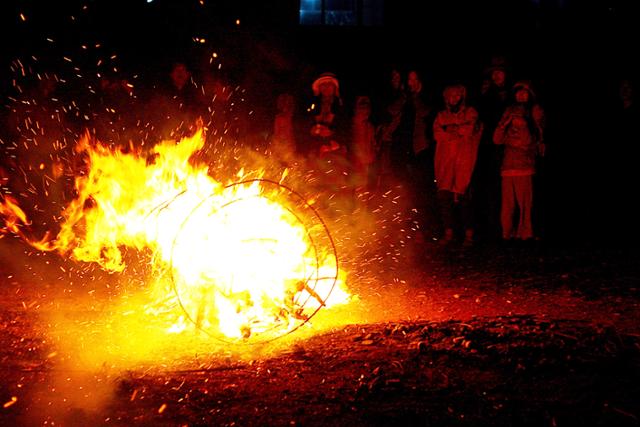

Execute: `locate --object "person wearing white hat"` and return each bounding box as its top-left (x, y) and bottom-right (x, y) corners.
top-left (305, 72), bottom-right (349, 207)
top-left (308, 72), bottom-right (345, 156)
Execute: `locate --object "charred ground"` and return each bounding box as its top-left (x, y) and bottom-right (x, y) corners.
top-left (1, 241), bottom-right (639, 426)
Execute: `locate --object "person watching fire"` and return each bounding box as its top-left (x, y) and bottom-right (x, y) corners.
top-left (304, 72), bottom-right (350, 208)
top-left (493, 80), bottom-right (545, 243)
top-left (433, 83), bottom-right (483, 247)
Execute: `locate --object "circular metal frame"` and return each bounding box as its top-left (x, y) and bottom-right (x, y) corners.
top-left (165, 178), bottom-right (339, 344)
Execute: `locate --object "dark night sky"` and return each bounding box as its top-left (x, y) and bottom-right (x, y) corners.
top-left (1, 1), bottom-right (636, 69)
top-left (1, 1), bottom-right (637, 92)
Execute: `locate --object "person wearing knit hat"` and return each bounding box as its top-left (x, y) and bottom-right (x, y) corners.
top-left (305, 72), bottom-right (349, 207)
top-left (307, 72), bottom-right (345, 154)
top-left (512, 80), bottom-right (536, 100)
top-left (493, 80), bottom-right (545, 242)
top-left (312, 72), bottom-right (340, 98)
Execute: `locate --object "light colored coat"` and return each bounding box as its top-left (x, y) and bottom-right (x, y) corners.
top-left (433, 89), bottom-right (482, 194)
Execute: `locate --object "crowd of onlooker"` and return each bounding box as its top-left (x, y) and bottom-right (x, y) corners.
top-left (270, 54), bottom-right (639, 247)
top-left (1, 55), bottom-right (638, 247)
top-left (275, 58), bottom-right (547, 247)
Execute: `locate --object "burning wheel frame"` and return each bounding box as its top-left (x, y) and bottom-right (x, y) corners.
top-left (167, 178), bottom-right (340, 344)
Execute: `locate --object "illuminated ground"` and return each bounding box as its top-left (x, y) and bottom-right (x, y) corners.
top-left (1, 238), bottom-right (639, 426)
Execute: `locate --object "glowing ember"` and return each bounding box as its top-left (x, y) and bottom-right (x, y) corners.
top-left (2, 129), bottom-right (349, 341)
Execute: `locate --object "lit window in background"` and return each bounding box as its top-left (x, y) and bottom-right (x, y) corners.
top-left (299, 0), bottom-right (322, 25)
top-left (299, 0), bottom-right (383, 26)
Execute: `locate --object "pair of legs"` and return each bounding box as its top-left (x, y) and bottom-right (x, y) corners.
top-left (437, 189), bottom-right (474, 244)
top-left (501, 175), bottom-right (533, 240)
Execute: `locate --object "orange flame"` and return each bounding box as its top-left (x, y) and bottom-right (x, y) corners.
top-left (0, 194), bottom-right (29, 235)
top-left (3, 129), bottom-right (349, 340)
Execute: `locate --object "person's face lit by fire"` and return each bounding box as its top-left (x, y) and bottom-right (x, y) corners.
top-left (445, 87), bottom-right (463, 110)
top-left (407, 71), bottom-right (422, 94)
top-left (515, 88), bottom-right (530, 104)
top-left (170, 63), bottom-right (190, 90)
top-left (391, 70), bottom-right (402, 90)
top-left (491, 69), bottom-right (506, 88)
top-left (319, 81), bottom-right (337, 98)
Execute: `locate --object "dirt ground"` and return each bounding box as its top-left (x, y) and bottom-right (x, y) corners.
top-left (1, 237), bottom-right (639, 426)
